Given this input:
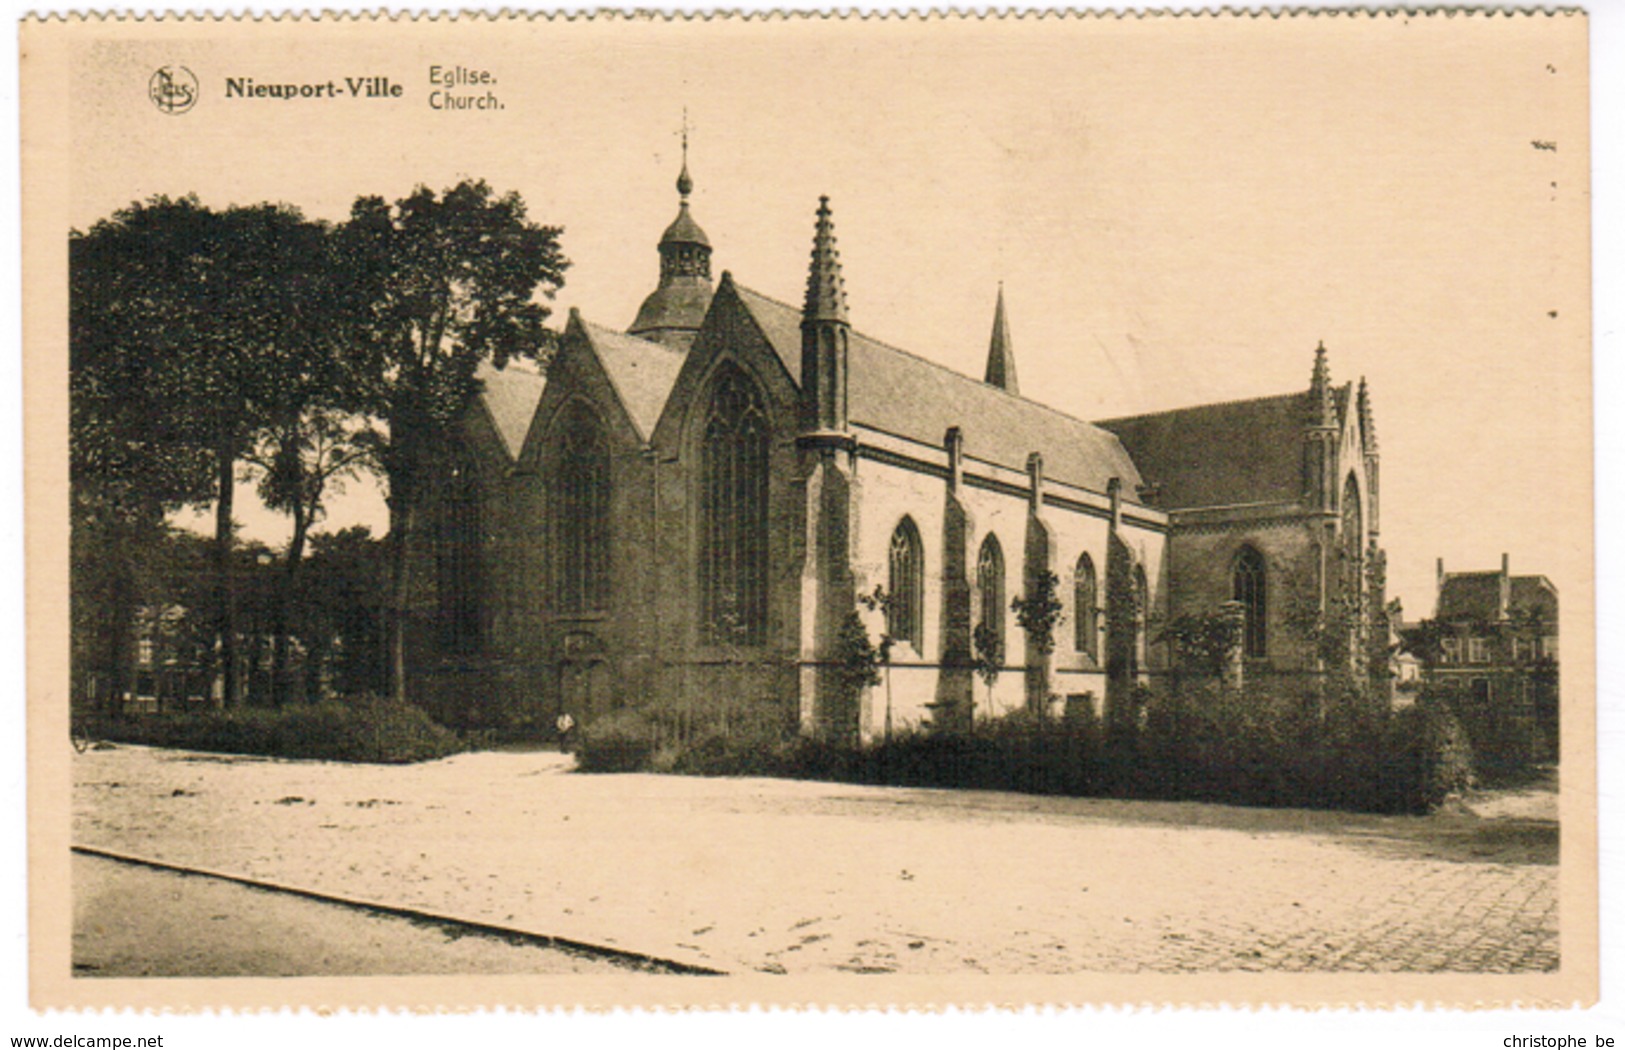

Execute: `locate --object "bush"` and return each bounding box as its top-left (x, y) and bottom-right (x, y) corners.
top-left (92, 695), bottom-right (465, 764)
top-left (569, 678), bottom-right (1475, 815)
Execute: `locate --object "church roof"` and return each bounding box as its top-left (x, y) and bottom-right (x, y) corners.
top-left (730, 283), bottom-right (1144, 496)
top-left (474, 359), bottom-right (547, 460)
top-left (1437, 573), bottom-right (1558, 622)
top-left (1098, 392), bottom-right (1308, 510)
top-left (577, 318), bottom-right (688, 441)
top-left (661, 202), bottom-right (711, 249)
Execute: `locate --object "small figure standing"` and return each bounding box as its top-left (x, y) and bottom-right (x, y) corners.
top-left (555, 711), bottom-right (577, 751)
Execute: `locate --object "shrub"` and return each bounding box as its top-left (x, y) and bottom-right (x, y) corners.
top-left (567, 677), bottom-right (1475, 815)
top-left (573, 708), bottom-right (662, 773)
top-left (90, 695), bottom-right (465, 764)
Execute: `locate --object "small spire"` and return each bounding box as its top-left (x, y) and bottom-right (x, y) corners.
top-left (984, 283), bottom-right (1019, 394)
top-left (1309, 340), bottom-right (1335, 427)
top-left (804, 195), bottom-right (849, 324)
top-left (1357, 375), bottom-right (1378, 453)
top-left (676, 110), bottom-right (693, 200)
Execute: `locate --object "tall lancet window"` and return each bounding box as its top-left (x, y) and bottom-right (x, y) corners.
top-left (1341, 474), bottom-right (1363, 593)
top-left (553, 404), bottom-right (611, 615)
top-left (700, 365), bottom-right (770, 646)
top-left (887, 518), bottom-right (925, 652)
top-left (436, 447), bottom-right (483, 655)
top-left (1232, 545), bottom-right (1267, 659)
top-left (1074, 552), bottom-right (1099, 661)
top-left (976, 535), bottom-right (1005, 640)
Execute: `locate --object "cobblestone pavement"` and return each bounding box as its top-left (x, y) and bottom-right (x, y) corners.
top-left (71, 745), bottom-right (1558, 975)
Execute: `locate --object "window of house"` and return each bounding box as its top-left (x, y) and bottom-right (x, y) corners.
top-left (1472, 677), bottom-right (1491, 704)
top-left (1441, 637), bottom-right (1461, 664)
top-left (1073, 552), bottom-right (1098, 661)
top-left (1232, 545), bottom-right (1267, 659)
top-left (976, 535), bottom-right (1005, 640)
top-left (700, 365), bottom-right (770, 646)
top-left (436, 450), bottom-right (483, 655)
top-left (887, 518), bottom-right (925, 652)
top-left (1542, 635), bottom-right (1559, 660)
top-left (1468, 637), bottom-right (1490, 664)
top-left (137, 638), bottom-right (154, 666)
top-left (553, 405), bottom-right (611, 615)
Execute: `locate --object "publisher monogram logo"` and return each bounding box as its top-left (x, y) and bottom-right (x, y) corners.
top-left (149, 66), bottom-right (198, 115)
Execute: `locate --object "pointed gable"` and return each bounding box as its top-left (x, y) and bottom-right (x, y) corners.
top-left (576, 319), bottom-right (688, 442)
top-left (473, 359), bottom-right (546, 460)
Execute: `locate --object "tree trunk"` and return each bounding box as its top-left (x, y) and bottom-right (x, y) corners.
top-left (272, 506), bottom-right (312, 707)
top-left (214, 441), bottom-right (239, 708)
top-left (387, 494), bottom-right (414, 706)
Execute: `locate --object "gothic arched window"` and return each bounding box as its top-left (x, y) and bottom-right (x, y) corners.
top-left (436, 447), bottom-right (482, 655)
top-left (700, 365), bottom-right (770, 646)
top-left (1232, 545), bottom-right (1267, 659)
top-left (976, 535), bottom-right (1005, 639)
top-left (1341, 474), bottom-right (1364, 592)
top-left (553, 404), bottom-right (611, 615)
top-left (1074, 552), bottom-right (1099, 661)
top-left (887, 517), bottom-right (925, 652)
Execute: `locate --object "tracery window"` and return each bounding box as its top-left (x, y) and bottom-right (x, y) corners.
top-left (436, 449), bottom-right (482, 655)
top-left (700, 365), bottom-right (770, 646)
top-left (553, 404), bottom-right (611, 614)
top-left (1074, 552), bottom-right (1099, 661)
top-left (1232, 545), bottom-right (1267, 659)
top-left (887, 518), bottom-right (925, 652)
top-left (976, 535), bottom-right (1005, 639)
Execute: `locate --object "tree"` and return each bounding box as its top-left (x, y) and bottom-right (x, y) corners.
top-left (335, 180), bottom-right (568, 703)
top-left (72, 197), bottom-right (345, 708)
top-left (71, 198), bottom-right (217, 712)
top-left (857, 585), bottom-right (897, 740)
top-left (971, 622), bottom-right (1004, 725)
top-left (248, 406), bottom-right (371, 704)
top-left (1012, 569), bottom-right (1065, 714)
top-left (1159, 611), bottom-right (1239, 678)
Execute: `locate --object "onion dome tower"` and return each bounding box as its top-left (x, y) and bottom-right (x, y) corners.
top-left (628, 133), bottom-right (714, 350)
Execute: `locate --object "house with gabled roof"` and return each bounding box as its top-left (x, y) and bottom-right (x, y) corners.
top-left (405, 156), bottom-right (1387, 740)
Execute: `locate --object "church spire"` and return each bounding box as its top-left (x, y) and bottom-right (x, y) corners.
top-left (804, 195), bottom-right (849, 325)
top-left (984, 283), bottom-right (1019, 394)
top-left (801, 196), bottom-right (851, 435)
top-left (627, 128), bottom-right (714, 349)
top-left (1309, 340), bottom-right (1335, 427)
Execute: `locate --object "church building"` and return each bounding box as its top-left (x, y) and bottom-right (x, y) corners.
top-left (404, 160), bottom-right (1387, 740)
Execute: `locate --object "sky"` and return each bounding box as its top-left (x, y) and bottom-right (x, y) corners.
top-left (62, 12), bottom-right (1592, 618)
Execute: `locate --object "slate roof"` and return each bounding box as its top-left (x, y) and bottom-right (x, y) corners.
top-left (1096, 382), bottom-right (1353, 512)
top-left (577, 319), bottom-right (688, 442)
top-left (731, 284), bottom-right (1144, 496)
top-left (474, 359), bottom-right (546, 460)
top-left (1437, 573), bottom-right (1558, 622)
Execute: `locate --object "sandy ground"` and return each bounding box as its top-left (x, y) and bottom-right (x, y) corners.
top-left (72, 744), bottom-right (1558, 974)
top-left (73, 853), bottom-right (643, 977)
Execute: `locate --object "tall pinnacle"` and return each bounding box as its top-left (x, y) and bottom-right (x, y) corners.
top-left (1357, 375), bottom-right (1378, 453)
top-left (804, 195), bottom-right (849, 324)
top-left (1309, 340), bottom-right (1335, 427)
top-left (984, 283), bottom-right (1019, 394)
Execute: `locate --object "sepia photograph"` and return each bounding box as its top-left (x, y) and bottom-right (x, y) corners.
top-left (18, 8), bottom-right (1597, 1011)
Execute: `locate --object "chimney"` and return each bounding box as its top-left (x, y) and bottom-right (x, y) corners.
top-left (1499, 553), bottom-right (1511, 620)
top-left (1108, 477), bottom-right (1123, 531)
